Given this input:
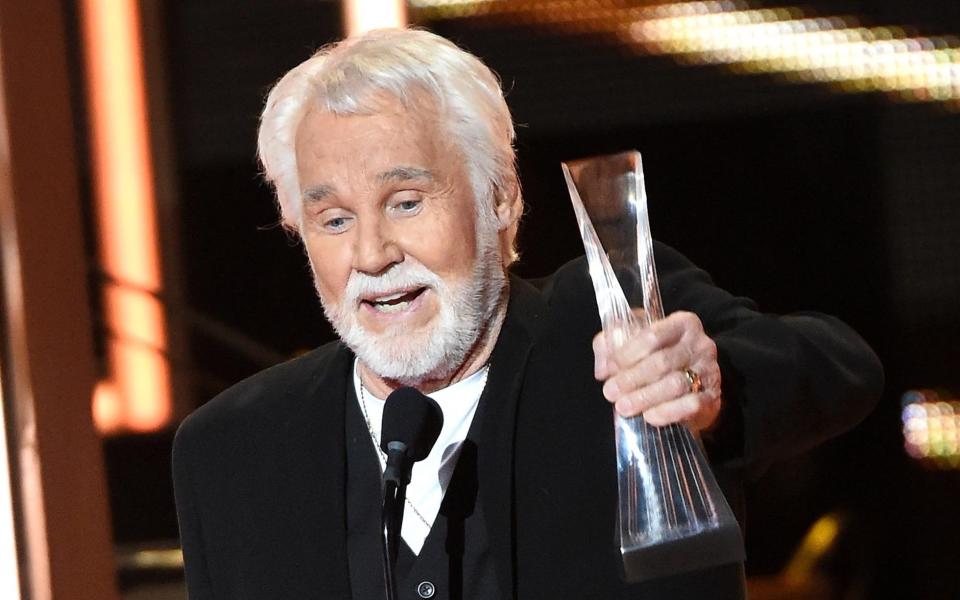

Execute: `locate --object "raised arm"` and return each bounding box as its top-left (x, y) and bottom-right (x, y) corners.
top-left (588, 241), bottom-right (883, 480)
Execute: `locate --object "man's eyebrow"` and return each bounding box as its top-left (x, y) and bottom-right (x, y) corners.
top-left (302, 184), bottom-right (334, 203)
top-left (377, 166), bottom-right (435, 184)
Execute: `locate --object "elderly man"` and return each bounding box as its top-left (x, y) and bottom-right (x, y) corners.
top-left (173, 28), bottom-right (882, 600)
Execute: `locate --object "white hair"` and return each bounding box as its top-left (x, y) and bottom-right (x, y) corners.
top-left (257, 28), bottom-right (518, 251)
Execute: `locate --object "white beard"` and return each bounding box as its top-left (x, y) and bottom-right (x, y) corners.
top-left (316, 232), bottom-right (506, 384)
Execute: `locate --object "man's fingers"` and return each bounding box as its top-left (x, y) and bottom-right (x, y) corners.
top-left (643, 392), bottom-right (722, 433)
top-left (610, 370), bottom-right (691, 415)
top-left (594, 309), bottom-right (722, 431)
top-left (602, 343), bottom-right (697, 400)
top-left (609, 311), bottom-right (700, 369)
top-left (641, 394), bottom-right (703, 426)
top-left (592, 330), bottom-right (606, 354)
top-left (594, 320), bottom-right (675, 382)
top-left (608, 359), bottom-right (722, 429)
top-left (593, 331), bottom-right (611, 379)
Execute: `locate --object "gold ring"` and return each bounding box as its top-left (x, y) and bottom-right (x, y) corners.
top-left (682, 368), bottom-right (703, 394)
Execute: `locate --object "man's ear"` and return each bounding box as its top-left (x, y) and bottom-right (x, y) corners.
top-left (494, 174), bottom-right (522, 231)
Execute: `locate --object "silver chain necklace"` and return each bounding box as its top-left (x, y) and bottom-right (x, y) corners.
top-left (356, 377), bottom-right (434, 531)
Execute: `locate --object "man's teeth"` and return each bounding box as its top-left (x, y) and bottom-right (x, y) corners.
top-left (366, 289), bottom-right (421, 312)
top-left (373, 300), bottom-right (410, 313)
top-left (373, 291), bottom-right (406, 302)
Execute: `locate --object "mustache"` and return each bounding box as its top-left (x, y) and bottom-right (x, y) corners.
top-left (342, 261), bottom-right (443, 306)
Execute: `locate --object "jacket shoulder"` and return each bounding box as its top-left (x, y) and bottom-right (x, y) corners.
top-left (173, 341), bottom-right (347, 456)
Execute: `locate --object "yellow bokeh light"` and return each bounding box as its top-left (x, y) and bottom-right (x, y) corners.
top-left (412, 0), bottom-right (960, 105)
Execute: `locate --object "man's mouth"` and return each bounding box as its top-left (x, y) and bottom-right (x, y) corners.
top-left (361, 287), bottom-right (427, 313)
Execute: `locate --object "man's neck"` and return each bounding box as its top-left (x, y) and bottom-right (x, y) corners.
top-left (358, 297), bottom-right (508, 398)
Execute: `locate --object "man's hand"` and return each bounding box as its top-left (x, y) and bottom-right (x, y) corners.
top-left (593, 311), bottom-right (722, 433)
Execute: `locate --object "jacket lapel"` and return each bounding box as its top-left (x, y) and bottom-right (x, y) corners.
top-left (475, 277), bottom-right (547, 599)
top-left (278, 344), bottom-right (355, 597)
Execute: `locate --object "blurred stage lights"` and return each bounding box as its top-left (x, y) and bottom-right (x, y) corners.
top-left (901, 390), bottom-right (960, 469)
top-left (410, 0), bottom-right (960, 108)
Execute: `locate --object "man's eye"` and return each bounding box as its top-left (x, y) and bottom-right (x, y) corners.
top-left (323, 216), bottom-right (350, 232)
top-left (393, 198), bottom-right (422, 213)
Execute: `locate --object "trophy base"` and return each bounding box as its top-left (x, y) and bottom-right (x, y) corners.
top-left (621, 521), bottom-right (745, 583)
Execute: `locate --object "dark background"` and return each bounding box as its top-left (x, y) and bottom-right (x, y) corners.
top-left (82, 1), bottom-right (960, 598)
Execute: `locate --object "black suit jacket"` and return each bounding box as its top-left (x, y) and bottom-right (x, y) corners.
top-left (173, 244), bottom-right (883, 599)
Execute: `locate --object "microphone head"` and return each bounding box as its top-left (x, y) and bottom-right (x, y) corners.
top-left (380, 387), bottom-right (444, 462)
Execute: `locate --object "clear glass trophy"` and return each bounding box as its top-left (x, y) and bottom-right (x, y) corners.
top-left (562, 150), bottom-right (744, 582)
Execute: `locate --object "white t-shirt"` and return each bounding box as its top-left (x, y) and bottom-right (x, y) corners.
top-left (352, 360), bottom-right (489, 554)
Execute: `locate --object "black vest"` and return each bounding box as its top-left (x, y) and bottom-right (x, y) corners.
top-left (345, 387), bottom-right (503, 600)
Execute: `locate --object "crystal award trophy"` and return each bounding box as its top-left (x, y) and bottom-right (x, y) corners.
top-left (562, 150), bottom-right (744, 582)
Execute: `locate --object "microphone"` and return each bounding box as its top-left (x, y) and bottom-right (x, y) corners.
top-left (381, 387), bottom-right (444, 485)
top-left (379, 387), bottom-right (443, 600)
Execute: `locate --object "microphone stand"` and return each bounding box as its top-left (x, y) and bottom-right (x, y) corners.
top-left (377, 387), bottom-right (443, 600)
top-left (381, 443), bottom-right (409, 600)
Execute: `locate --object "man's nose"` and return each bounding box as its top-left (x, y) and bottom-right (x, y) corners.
top-left (352, 218), bottom-right (403, 275)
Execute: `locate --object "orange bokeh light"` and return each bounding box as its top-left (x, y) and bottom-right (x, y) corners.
top-left (81, 0), bottom-right (171, 433)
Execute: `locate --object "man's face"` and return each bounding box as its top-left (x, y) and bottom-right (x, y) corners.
top-left (294, 97), bottom-right (506, 383)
